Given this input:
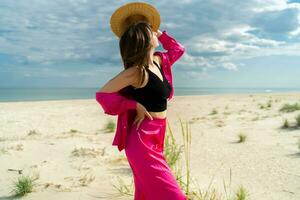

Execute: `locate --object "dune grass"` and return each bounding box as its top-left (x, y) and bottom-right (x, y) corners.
top-left (279, 103), bottom-right (300, 113)
top-left (11, 174), bottom-right (38, 197)
top-left (223, 111), bottom-right (231, 116)
top-left (0, 148), bottom-right (8, 155)
top-left (27, 129), bottom-right (40, 136)
top-left (69, 129), bottom-right (78, 133)
top-left (296, 114), bottom-right (300, 127)
top-left (112, 117), bottom-right (248, 200)
top-left (267, 100), bottom-right (272, 107)
top-left (234, 185), bottom-right (248, 200)
top-left (176, 119), bottom-right (249, 199)
top-left (105, 119), bottom-right (115, 133)
top-left (210, 108), bottom-right (218, 115)
top-left (78, 173), bottom-right (96, 187)
top-left (259, 104), bottom-right (265, 109)
top-left (71, 147), bottom-right (105, 157)
top-left (112, 176), bottom-right (134, 196)
top-left (258, 100), bottom-right (272, 110)
top-left (281, 115), bottom-right (300, 129)
top-left (282, 119), bottom-right (289, 129)
top-left (178, 118), bottom-right (192, 195)
top-left (237, 133), bottom-right (247, 143)
top-left (164, 121), bottom-right (184, 170)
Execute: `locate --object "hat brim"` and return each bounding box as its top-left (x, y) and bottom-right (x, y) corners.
top-left (110, 2), bottom-right (161, 38)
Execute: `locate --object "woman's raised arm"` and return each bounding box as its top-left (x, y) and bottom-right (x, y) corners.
top-left (96, 67), bottom-right (138, 115)
top-left (157, 30), bottom-right (186, 66)
top-left (99, 67), bottom-right (137, 93)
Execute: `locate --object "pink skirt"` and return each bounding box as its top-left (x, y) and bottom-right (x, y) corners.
top-left (125, 116), bottom-right (187, 200)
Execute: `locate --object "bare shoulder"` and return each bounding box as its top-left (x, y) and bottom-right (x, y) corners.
top-left (120, 66), bottom-right (140, 85)
top-left (99, 66), bottom-right (140, 92)
top-left (121, 66), bottom-right (139, 77)
top-left (154, 55), bottom-right (162, 67)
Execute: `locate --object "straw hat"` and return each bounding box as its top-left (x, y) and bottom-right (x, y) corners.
top-left (110, 2), bottom-right (161, 38)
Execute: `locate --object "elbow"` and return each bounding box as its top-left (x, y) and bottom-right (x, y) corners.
top-left (95, 92), bottom-right (108, 106)
top-left (180, 43), bottom-right (186, 54)
top-left (179, 46), bottom-right (186, 59)
top-left (98, 85), bottom-right (108, 93)
top-left (179, 48), bottom-right (185, 58)
top-left (95, 95), bottom-right (114, 115)
top-left (182, 46), bottom-right (186, 53)
top-left (177, 46), bottom-right (186, 58)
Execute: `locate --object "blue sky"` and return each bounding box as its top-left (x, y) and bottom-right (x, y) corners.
top-left (0, 0), bottom-right (300, 88)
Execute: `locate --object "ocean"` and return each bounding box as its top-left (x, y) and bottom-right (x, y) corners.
top-left (0, 87), bottom-right (300, 102)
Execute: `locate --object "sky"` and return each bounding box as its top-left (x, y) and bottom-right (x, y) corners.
top-left (0, 0), bottom-right (300, 89)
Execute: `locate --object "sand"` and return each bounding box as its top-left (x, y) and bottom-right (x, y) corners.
top-left (0, 93), bottom-right (300, 200)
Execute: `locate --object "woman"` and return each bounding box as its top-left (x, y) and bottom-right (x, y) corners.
top-left (96, 2), bottom-right (186, 200)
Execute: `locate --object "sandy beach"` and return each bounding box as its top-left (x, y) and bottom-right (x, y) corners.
top-left (0, 93), bottom-right (300, 200)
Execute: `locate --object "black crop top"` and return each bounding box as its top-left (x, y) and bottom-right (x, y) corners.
top-left (129, 61), bottom-right (172, 112)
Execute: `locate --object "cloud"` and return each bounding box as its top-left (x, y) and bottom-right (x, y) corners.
top-left (223, 62), bottom-right (238, 71)
top-left (0, 0), bottom-right (121, 65)
top-left (0, 0), bottom-right (300, 82)
top-left (288, 0), bottom-right (300, 3)
top-left (251, 8), bottom-right (299, 35)
top-left (173, 0), bottom-right (300, 72)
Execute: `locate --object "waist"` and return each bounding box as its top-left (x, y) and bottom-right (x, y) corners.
top-left (134, 98), bottom-right (167, 114)
top-left (148, 110), bottom-right (167, 119)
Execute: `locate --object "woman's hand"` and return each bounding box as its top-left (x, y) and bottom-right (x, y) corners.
top-left (156, 29), bottom-right (162, 37)
top-left (133, 102), bottom-right (153, 130)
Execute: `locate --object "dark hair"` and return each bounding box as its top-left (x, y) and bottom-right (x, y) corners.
top-left (119, 20), bottom-right (153, 88)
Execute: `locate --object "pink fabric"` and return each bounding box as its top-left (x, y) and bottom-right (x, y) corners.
top-left (95, 30), bottom-right (186, 152)
top-left (154, 30), bottom-right (185, 101)
top-left (95, 91), bottom-right (137, 151)
top-left (95, 30), bottom-right (187, 199)
top-left (125, 117), bottom-right (186, 200)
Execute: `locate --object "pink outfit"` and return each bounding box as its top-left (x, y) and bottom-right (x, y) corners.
top-left (96, 30), bottom-right (186, 199)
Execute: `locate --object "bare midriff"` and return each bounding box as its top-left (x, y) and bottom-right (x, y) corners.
top-left (148, 110), bottom-right (167, 119)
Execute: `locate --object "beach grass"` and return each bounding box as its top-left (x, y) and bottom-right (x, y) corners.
top-left (71, 147), bottom-right (105, 157)
top-left (259, 104), bottom-right (265, 109)
top-left (237, 133), bottom-right (247, 143)
top-left (295, 114), bottom-right (300, 127)
top-left (282, 119), bottom-right (289, 129)
top-left (105, 119), bottom-right (115, 133)
top-left (111, 117), bottom-right (248, 200)
top-left (279, 103), bottom-right (300, 113)
top-left (164, 121), bottom-right (184, 170)
top-left (0, 148), bottom-right (8, 155)
top-left (234, 185), bottom-right (248, 200)
top-left (11, 174), bottom-right (38, 197)
top-left (111, 176), bottom-right (134, 196)
top-left (223, 111), bottom-right (231, 116)
top-left (210, 108), bottom-right (218, 115)
top-left (175, 118), bottom-right (249, 200)
top-left (281, 115), bottom-right (300, 129)
top-left (178, 118), bottom-right (192, 195)
top-left (267, 100), bottom-right (272, 108)
top-left (258, 100), bottom-right (272, 110)
top-left (27, 129), bottom-right (39, 136)
top-left (78, 173), bottom-right (95, 187)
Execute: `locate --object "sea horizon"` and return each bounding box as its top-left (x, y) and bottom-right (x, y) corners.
top-left (1, 87), bottom-right (300, 102)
